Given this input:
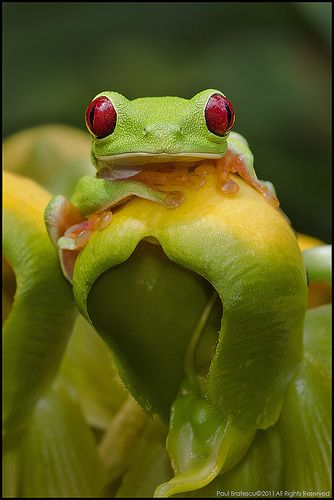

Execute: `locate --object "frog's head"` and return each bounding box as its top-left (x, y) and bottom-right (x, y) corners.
top-left (84, 89), bottom-right (235, 176)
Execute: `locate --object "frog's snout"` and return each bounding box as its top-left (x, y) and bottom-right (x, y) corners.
top-left (143, 123), bottom-right (183, 138)
top-left (142, 124), bottom-right (183, 153)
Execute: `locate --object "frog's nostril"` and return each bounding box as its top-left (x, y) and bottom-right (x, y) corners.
top-left (169, 124), bottom-right (182, 135)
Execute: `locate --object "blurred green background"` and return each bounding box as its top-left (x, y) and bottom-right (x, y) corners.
top-left (3, 2), bottom-right (331, 241)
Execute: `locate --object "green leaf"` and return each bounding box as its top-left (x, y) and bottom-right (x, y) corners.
top-left (3, 173), bottom-right (77, 439)
top-left (115, 418), bottom-right (172, 498)
top-left (219, 426), bottom-right (283, 494)
top-left (71, 174), bottom-right (307, 495)
top-left (98, 397), bottom-right (149, 488)
top-left (279, 357), bottom-right (331, 491)
top-left (2, 444), bottom-right (19, 498)
top-left (175, 305), bottom-right (332, 497)
top-left (74, 173), bottom-right (307, 431)
top-left (182, 425), bottom-right (283, 497)
top-left (3, 125), bottom-right (95, 197)
top-left (87, 241), bottom-right (213, 421)
top-left (278, 304), bottom-right (332, 491)
top-left (303, 245), bottom-right (332, 285)
top-left (155, 381), bottom-right (253, 497)
top-left (4, 382), bottom-right (107, 498)
top-left (60, 314), bottom-right (128, 429)
top-left (303, 304), bottom-right (331, 374)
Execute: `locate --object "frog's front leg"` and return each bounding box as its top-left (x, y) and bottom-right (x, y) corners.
top-left (217, 132), bottom-right (280, 208)
top-left (45, 175), bottom-right (187, 281)
top-left (47, 175), bottom-right (182, 250)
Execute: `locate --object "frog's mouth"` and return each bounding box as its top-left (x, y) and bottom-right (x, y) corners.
top-left (95, 152), bottom-right (225, 180)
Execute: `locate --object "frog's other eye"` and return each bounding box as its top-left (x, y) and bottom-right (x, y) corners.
top-left (205, 93), bottom-right (235, 136)
top-left (85, 96), bottom-right (117, 138)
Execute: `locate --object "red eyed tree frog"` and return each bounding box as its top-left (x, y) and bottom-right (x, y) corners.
top-left (45, 89), bottom-right (279, 280)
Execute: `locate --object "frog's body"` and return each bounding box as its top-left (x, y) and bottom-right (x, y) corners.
top-left (45, 89), bottom-right (279, 280)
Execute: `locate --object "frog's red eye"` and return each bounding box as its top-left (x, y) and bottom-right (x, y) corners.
top-left (85, 96), bottom-right (117, 138)
top-left (205, 93), bottom-right (235, 136)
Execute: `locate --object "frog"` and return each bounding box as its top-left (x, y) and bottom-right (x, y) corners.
top-left (45, 89), bottom-right (279, 280)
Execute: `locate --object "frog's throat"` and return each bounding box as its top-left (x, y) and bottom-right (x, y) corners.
top-left (95, 152), bottom-right (225, 174)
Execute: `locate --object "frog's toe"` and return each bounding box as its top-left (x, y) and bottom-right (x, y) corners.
top-left (261, 187), bottom-right (280, 208)
top-left (163, 191), bottom-right (186, 208)
top-left (220, 178), bottom-right (240, 194)
top-left (58, 210), bottom-right (113, 252)
top-left (45, 194), bottom-right (114, 281)
top-left (44, 195), bottom-right (83, 246)
top-left (251, 179), bottom-right (280, 208)
top-left (59, 248), bottom-right (80, 283)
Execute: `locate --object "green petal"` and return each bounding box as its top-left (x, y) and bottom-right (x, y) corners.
top-left (59, 314), bottom-right (128, 430)
top-left (3, 172), bottom-right (77, 439)
top-left (303, 304), bottom-right (331, 374)
top-left (98, 397), bottom-right (149, 489)
top-left (279, 358), bottom-right (331, 490)
top-left (73, 174), bottom-right (307, 431)
top-left (71, 173), bottom-right (307, 494)
top-left (278, 304), bottom-right (332, 491)
top-left (182, 426), bottom-right (283, 498)
top-left (154, 382), bottom-right (253, 497)
top-left (5, 382), bottom-right (106, 498)
top-left (3, 125), bottom-right (94, 197)
top-left (169, 306), bottom-right (331, 497)
top-left (86, 241), bottom-right (213, 420)
top-left (303, 245), bottom-right (332, 285)
top-left (115, 418), bottom-right (172, 498)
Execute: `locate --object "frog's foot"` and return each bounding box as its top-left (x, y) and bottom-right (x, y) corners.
top-left (217, 151), bottom-right (279, 208)
top-left (59, 211), bottom-right (113, 251)
top-left (44, 195), bottom-right (83, 246)
top-left (45, 195), bottom-right (113, 281)
top-left (130, 164), bottom-right (219, 209)
top-left (133, 164), bottom-right (208, 192)
top-left (58, 210), bottom-right (113, 281)
top-left (128, 163), bottom-right (217, 208)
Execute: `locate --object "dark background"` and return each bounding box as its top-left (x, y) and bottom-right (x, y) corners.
top-left (3, 2), bottom-right (331, 241)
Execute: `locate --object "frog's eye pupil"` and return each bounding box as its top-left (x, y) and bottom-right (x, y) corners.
top-left (89, 105), bottom-right (96, 128)
top-left (225, 103), bottom-right (232, 127)
top-left (85, 96), bottom-right (117, 138)
top-left (205, 93), bottom-right (235, 136)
